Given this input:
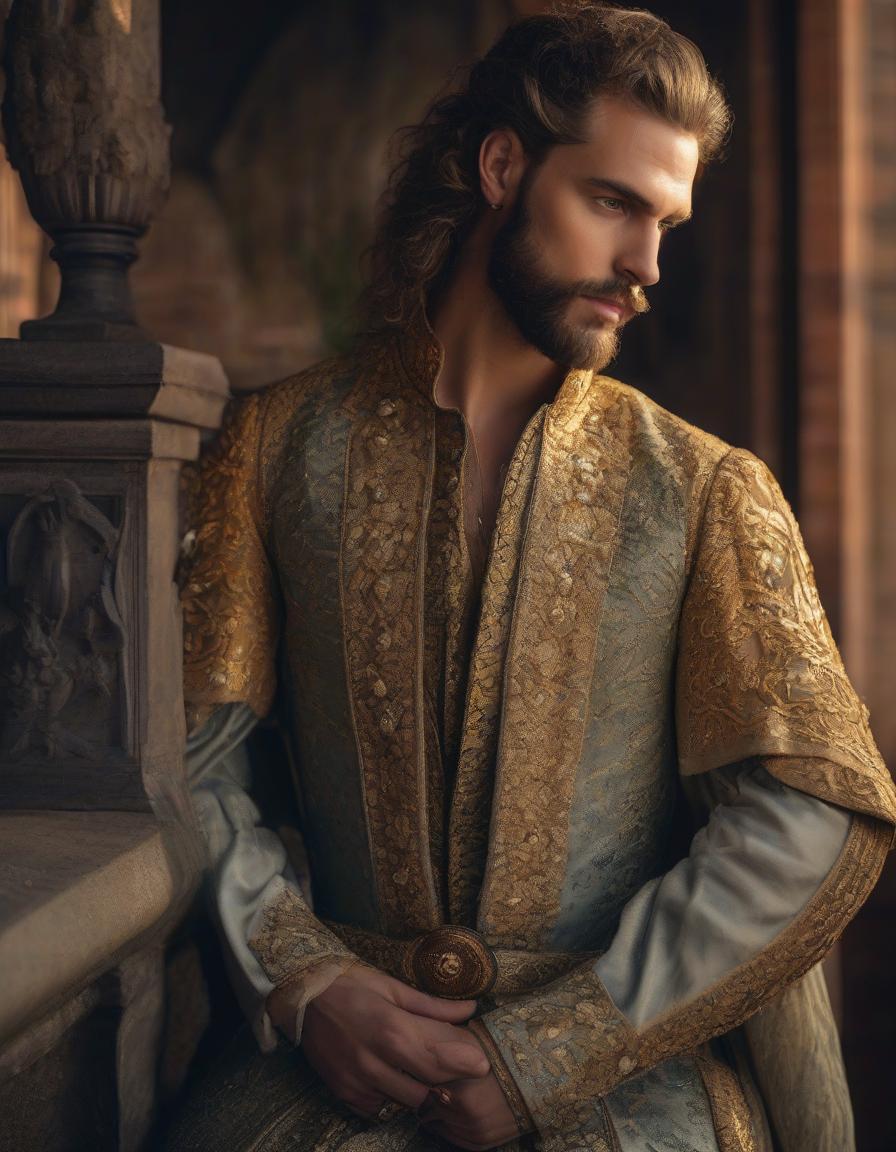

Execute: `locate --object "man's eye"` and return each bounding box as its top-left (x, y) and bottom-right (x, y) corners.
top-left (596, 197), bottom-right (625, 211)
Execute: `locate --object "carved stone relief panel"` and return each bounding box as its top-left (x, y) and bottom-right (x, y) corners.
top-left (0, 479), bottom-right (127, 761)
top-left (0, 462), bottom-right (143, 808)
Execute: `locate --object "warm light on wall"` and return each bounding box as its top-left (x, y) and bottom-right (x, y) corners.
top-left (109, 0), bottom-right (132, 34)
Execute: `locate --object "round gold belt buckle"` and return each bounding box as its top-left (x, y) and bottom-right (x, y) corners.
top-left (403, 926), bottom-right (498, 999)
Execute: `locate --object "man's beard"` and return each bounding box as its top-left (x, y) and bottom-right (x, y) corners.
top-left (487, 177), bottom-right (649, 372)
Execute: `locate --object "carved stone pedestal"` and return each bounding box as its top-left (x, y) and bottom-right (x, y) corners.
top-left (0, 340), bottom-right (227, 818)
top-left (0, 2), bottom-right (233, 1147)
top-left (0, 339), bottom-right (229, 1151)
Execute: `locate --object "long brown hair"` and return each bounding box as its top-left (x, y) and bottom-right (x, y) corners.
top-left (362, 3), bottom-right (731, 332)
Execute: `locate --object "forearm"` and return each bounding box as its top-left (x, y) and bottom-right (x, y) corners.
top-left (188, 704), bottom-right (355, 1050)
top-left (479, 759), bottom-right (890, 1136)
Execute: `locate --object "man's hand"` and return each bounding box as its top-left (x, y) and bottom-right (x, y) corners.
top-left (297, 964), bottom-right (491, 1118)
top-left (417, 1067), bottom-right (525, 1150)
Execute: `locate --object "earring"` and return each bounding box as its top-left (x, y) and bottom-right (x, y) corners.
top-left (490, 202), bottom-right (502, 210)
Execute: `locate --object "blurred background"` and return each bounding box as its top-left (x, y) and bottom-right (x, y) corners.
top-left (0, 0), bottom-right (893, 1147)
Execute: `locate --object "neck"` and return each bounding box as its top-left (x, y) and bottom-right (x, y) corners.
top-left (430, 223), bottom-right (565, 436)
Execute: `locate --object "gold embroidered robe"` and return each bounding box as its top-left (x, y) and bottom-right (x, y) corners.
top-left (176, 325), bottom-right (896, 1152)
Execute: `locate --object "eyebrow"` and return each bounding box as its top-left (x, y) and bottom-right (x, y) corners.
top-left (584, 177), bottom-right (693, 226)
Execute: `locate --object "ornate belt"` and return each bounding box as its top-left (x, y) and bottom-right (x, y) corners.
top-left (325, 920), bottom-right (598, 999)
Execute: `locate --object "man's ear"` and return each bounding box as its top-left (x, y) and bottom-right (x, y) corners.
top-left (478, 128), bottom-right (526, 210)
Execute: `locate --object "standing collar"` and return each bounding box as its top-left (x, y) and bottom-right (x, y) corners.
top-left (392, 311), bottom-right (445, 406)
top-left (384, 311), bottom-right (596, 428)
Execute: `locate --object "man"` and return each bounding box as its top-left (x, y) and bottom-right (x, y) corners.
top-left (168, 5), bottom-right (896, 1151)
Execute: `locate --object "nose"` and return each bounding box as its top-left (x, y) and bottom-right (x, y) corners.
top-left (614, 223), bottom-right (661, 289)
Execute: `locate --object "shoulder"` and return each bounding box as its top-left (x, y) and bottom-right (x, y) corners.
top-left (251, 333), bottom-right (402, 440)
top-left (592, 377), bottom-right (790, 563)
top-left (212, 351), bottom-right (357, 466)
top-left (594, 375), bottom-right (731, 475)
top-left (254, 351), bottom-right (354, 433)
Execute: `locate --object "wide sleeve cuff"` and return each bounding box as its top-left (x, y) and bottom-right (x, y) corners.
top-left (675, 449), bottom-right (896, 836)
top-left (479, 964), bottom-right (636, 1135)
top-left (247, 885), bottom-right (357, 989)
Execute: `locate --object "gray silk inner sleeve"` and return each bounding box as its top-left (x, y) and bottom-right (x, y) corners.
top-left (595, 761), bottom-right (852, 1030)
top-left (186, 702), bottom-right (302, 1051)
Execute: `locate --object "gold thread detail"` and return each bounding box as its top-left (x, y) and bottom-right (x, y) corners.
top-left (447, 409), bottom-right (546, 925)
top-left (636, 814), bottom-right (890, 1070)
top-left (676, 449), bottom-right (896, 838)
top-left (180, 391), bottom-right (278, 730)
top-left (247, 887), bottom-right (354, 986)
top-left (480, 815), bottom-right (888, 1134)
top-left (478, 385), bottom-right (632, 947)
top-left (467, 1018), bottom-right (535, 1137)
top-left (481, 964), bottom-right (638, 1136)
top-left (765, 755), bottom-right (896, 841)
top-left (694, 1044), bottom-right (757, 1152)
top-left (341, 371), bottom-right (439, 935)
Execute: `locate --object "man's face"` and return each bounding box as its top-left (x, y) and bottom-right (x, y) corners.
top-left (487, 96), bottom-right (700, 371)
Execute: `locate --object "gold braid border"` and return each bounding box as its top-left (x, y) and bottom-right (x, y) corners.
top-left (447, 410), bottom-right (545, 927)
top-left (467, 1018), bottom-right (535, 1137)
top-left (694, 1045), bottom-right (757, 1152)
top-left (479, 385), bottom-right (631, 949)
top-left (340, 377), bottom-right (440, 935)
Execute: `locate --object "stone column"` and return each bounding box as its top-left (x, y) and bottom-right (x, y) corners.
top-left (2, 0), bottom-right (170, 341)
top-left (0, 5), bottom-right (228, 1147)
top-left (0, 0), bottom-right (228, 826)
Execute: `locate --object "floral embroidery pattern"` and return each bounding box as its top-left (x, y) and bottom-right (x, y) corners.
top-left (180, 391), bottom-right (279, 731)
top-left (677, 449), bottom-right (896, 833)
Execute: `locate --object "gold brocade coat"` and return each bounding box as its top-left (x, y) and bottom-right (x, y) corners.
top-left (180, 325), bottom-right (896, 1152)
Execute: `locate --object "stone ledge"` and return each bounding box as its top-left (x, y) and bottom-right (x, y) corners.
top-left (0, 341), bottom-right (229, 428)
top-left (0, 811), bottom-right (178, 1046)
top-left (0, 418), bottom-right (200, 461)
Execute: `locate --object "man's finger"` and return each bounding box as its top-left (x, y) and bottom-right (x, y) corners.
top-left (365, 1059), bottom-right (432, 1112)
top-left (374, 1030), bottom-right (488, 1085)
top-left (426, 1038), bottom-right (491, 1078)
top-left (386, 979), bottom-right (478, 1022)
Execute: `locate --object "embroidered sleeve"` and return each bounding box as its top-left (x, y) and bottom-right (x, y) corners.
top-left (676, 448), bottom-right (896, 829)
top-left (180, 391), bottom-right (280, 733)
top-left (479, 760), bottom-right (891, 1137)
top-left (247, 886), bottom-right (355, 990)
top-left (188, 703), bottom-right (357, 1052)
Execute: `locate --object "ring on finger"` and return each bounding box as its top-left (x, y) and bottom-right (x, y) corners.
top-left (396, 1069), bottom-right (452, 1109)
top-left (375, 1099), bottom-right (405, 1124)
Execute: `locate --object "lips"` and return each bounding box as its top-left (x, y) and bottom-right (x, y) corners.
top-left (581, 295), bottom-right (629, 323)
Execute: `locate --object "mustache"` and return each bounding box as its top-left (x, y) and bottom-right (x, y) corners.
top-left (575, 279), bottom-right (650, 315)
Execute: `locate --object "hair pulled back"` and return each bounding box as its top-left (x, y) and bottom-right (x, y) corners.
top-left (363, 3), bottom-right (731, 330)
